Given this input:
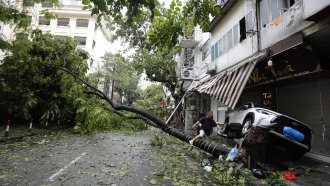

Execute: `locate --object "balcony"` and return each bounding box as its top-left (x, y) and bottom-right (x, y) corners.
top-left (178, 29), bottom-right (202, 48)
top-left (259, 0), bottom-right (313, 50)
top-left (303, 0), bottom-right (330, 21)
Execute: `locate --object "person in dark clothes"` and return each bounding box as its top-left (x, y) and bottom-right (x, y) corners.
top-left (189, 111), bottom-right (222, 144)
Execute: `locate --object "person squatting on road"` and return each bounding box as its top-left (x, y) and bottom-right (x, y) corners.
top-left (189, 111), bottom-right (222, 145)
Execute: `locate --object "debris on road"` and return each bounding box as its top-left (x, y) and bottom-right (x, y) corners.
top-left (252, 169), bottom-right (267, 179)
top-left (283, 172), bottom-right (296, 181)
top-left (226, 147), bottom-right (238, 161)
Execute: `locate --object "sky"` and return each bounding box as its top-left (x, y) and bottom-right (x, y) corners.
top-left (107, 0), bottom-right (173, 90)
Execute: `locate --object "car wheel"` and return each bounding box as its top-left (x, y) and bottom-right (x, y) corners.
top-left (242, 118), bottom-right (253, 135)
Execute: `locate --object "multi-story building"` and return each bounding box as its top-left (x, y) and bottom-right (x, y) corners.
top-left (0, 0), bottom-right (112, 73)
top-left (240, 0), bottom-right (330, 160)
top-left (177, 0), bottom-right (330, 160)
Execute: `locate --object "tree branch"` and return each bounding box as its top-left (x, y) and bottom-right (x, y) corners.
top-left (98, 102), bottom-right (160, 128)
top-left (59, 66), bottom-right (229, 157)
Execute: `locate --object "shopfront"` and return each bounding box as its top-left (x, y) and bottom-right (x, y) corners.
top-left (240, 44), bottom-right (330, 156)
top-left (184, 92), bottom-right (211, 135)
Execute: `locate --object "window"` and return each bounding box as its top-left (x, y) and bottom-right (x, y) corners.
top-left (271, 0), bottom-right (281, 20)
top-left (260, 0), bottom-right (270, 27)
top-left (76, 19), bottom-right (89, 27)
top-left (202, 39), bottom-right (210, 61)
top-left (239, 17), bottom-right (246, 41)
top-left (57, 18), bottom-right (70, 26)
top-left (74, 36), bottom-right (87, 45)
top-left (214, 42), bottom-right (219, 59)
top-left (246, 11), bottom-right (253, 33)
top-left (92, 40), bottom-right (96, 49)
top-left (39, 16), bottom-right (50, 25)
top-left (259, 0), bottom-right (291, 27)
top-left (211, 45), bottom-right (215, 61)
top-left (223, 34), bottom-right (228, 53)
top-left (55, 35), bottom-right (68, 40)
top-left (41, 1), bottom-right (53, 7)
top-left (233, 24), bottom-right (239, 46)
top-left (218, 38), bottom-right (223, 57)
top-left (278, 0), bottom-right (290, 14)
top-left (289, 0), bottom-right (296, 7)
top-left (227, 29), bottom-right (233, 50)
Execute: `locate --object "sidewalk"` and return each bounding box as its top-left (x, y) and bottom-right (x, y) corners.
top-left (0, 123), bottom-right (62, 142)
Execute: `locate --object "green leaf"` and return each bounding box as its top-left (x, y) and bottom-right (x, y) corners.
top-left (82, 0), bottom-right (90, 5)
top-left (214, 6), bottom-right (221, 15)
top-left (149, 179), bottom-right (157, 185)
top-left (153, 8), bottom-right (162, 17)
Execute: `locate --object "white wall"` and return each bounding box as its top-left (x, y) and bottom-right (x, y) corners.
top-left (193, 32), bottom-right (211, 81)
top-left (211, 0), bottom-right (258, 73)
top-left (32, 2), bottom-right (112, 73)
top-left (0, 23), bottom-right (12, 61)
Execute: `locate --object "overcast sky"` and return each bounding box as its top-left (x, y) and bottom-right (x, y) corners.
top-left (108, 0), bottom-right (174, 90)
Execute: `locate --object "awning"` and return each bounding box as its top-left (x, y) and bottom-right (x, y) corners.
top-left (189, 51), bottom-right (267, 109)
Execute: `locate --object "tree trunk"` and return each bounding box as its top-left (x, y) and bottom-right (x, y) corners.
top-left (62, 67), bottom-right (229, 157)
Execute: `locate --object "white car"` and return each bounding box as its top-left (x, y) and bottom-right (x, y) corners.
top-left (220, 102), bottom-right (313, 158)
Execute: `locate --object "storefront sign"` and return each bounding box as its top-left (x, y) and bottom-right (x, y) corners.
top-left (261, 87), bottom-right (277, 110)
top-left (247, 48), bottom-right (320, 87)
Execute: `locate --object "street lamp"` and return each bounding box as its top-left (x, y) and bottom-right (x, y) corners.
top-left (267, 58), bottom-right (273, 67)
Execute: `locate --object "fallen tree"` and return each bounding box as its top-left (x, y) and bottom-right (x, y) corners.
top-left (61, 67), bottom-right (229, 157)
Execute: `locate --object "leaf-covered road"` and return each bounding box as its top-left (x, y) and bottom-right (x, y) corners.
top-left (0, 128), bottom-right (162, 185)
top-left (1, 127), bottom-right (330, 186)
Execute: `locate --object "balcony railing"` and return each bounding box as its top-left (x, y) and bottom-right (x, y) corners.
top-left (178, 29), bottom-right (202, 48)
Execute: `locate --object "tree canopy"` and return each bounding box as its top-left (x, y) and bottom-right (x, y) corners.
top-left (0, 30), bottom-right (87, 119)
top-left (101, 53), bottom-right (141, 106)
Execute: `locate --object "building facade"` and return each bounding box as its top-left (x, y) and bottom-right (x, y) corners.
top-left (0, 0), bottom-right (112, 73)
top-left (177, 0), bottom-right (330, 159)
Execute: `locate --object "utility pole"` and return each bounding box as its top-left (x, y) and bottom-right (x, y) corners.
top-left (111, 66), bottom-right (115, 101)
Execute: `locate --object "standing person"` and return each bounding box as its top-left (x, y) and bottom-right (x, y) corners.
top-left (189, 111), bottom-right (221, 144)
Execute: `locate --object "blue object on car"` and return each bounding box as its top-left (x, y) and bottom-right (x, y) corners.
top-left (283, 126), bottom-right (304, 142)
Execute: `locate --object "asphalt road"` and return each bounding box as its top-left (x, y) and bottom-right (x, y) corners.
top-left (1, 126), bottom-right (330, 186)
top-left (0, 128), bottom-right (161, 185)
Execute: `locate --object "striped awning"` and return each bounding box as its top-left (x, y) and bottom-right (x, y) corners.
top-left (189, 51), bottom-right (267, 109)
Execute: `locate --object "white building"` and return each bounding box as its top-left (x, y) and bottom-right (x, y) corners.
top-left (177, 0), bottom-right (263, 134)
top-left (0, 0), bottom-right (112, 73)
top-left (177, 0), bottom-right (330, 160)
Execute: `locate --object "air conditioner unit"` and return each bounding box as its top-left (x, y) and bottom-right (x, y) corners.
top-left (181, 68), bottom-right (194, 80)
top-left (206, 62), bottom-right (216, 74)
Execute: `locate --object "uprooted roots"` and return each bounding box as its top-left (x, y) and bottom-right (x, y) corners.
top-left (237, 128), bottom-right (269, 168)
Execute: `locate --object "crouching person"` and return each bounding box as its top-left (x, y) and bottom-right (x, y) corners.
top-left (189, 111), bottom-right (222, 145)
